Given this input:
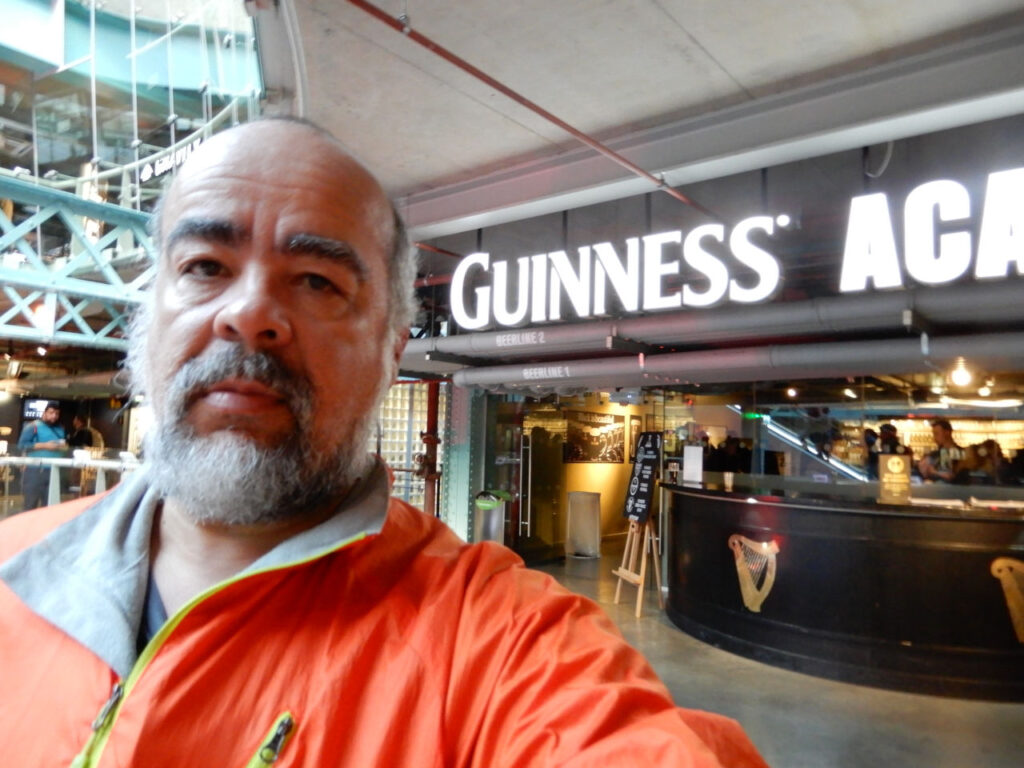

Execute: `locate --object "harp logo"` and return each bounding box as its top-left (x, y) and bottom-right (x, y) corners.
top-left (991, 557), bottom-right (1024, 644)
top-left (728, 534), bottom-right (779, 612)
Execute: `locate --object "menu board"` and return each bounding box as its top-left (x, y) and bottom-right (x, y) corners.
top-left (623, 432), bottom-right (662, 523)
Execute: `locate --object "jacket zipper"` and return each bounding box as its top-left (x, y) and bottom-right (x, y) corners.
top-left (68, 531), bottom-right (365, 766)
top-left (245, 712), bottom-right (296, 767)
top-left (70, 681), bottom-right (124, 768)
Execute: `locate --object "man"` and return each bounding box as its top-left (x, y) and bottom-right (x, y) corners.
top-left (68, 414), bottom-right (95, 449)
top-left (917, 419), bottom-right (963, 482)
top-left (876, 423), bottom-right (909, 460)
top-left (68, 414), bottom-right (103, 495)
top-left (863, 428), bottom-right (879, 478)
top-left (15, 400), bottom-right (66, 511)
top-left (0, 119), bottom-right (766, 767)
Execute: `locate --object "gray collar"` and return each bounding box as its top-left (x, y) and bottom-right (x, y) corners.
top-left (0, 460), bottom-right (390, 678)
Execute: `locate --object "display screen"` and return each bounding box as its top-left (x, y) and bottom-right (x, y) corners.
top-left (22, 398), bottom-right (50, 420)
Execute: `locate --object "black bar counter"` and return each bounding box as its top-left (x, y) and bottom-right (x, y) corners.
top-left (663, 480), bottom-right (1024, 700)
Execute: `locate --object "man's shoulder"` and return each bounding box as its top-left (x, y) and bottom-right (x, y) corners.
top-left (382, 497), bottom-right (470, 559)
top-left (0, 494), bottom-right (107, 563)
top-left (380, 497), bottom-right (525, 580)
top-left (16, 420), bottom-right (39, 442)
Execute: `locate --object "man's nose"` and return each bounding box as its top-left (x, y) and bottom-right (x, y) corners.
top-left (212, 273), bottom-right (293, 349)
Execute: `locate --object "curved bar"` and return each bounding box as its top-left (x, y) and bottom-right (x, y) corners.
top-left (663, 483), bottom-right (1024, 701)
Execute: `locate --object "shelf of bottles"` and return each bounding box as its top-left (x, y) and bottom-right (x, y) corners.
top-left (834, 418), bottom-right (1023, 468)
top-left (899, 418), bottom-right (1024, 457)
top-left (374, 382), bottom-right (448, 509)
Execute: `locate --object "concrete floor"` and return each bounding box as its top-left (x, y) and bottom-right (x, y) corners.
top-left (534, 543), bottom-right (1024, 768)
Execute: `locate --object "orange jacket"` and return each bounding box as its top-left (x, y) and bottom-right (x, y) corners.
top-left (0, 464), bottom-right (766, 767)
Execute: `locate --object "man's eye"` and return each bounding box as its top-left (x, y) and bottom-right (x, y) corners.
top-left (183, 259), bottom-right (226, 278)
top-left (303, 273), bottom-right (339, 293)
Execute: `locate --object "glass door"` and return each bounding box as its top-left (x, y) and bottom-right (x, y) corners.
top-left (487, 402), bottom-right (566, 564)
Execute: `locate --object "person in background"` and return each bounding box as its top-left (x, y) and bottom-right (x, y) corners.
top-left (67, 414), bottom-right (94, 449)
top-left (863, 428), bottom-right (880, 478)
top-left (68, 414), bottom-right (102, 495)
top-left (0, 119), bottom-right (766, 767)
top-left (877, 424), bottom-right (910, 460)
top-left (917, 419), bottom-right (963, 482)
top-left (16, 401), bottom-right (66, 511)
top-left (956, 439), bottom-right (1011, 485)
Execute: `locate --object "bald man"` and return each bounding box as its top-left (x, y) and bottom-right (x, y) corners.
top-left (0, 119), bottom-right (765, 767)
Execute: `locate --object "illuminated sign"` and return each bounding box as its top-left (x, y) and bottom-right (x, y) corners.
top-left (451, 215), bottom-right (783, 330)
top-left (840, 167), bottom-right (1024, 292)
top-left (449, 167), bottom-right (1023, 331)
top-left (139, 137), bottom-right (204, 183)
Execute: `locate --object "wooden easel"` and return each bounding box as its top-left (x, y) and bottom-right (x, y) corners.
top-left (612, 518), bottom-right (664, 618)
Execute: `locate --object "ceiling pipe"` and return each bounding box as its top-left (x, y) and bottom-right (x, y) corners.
top-left (403, 279), bottom-right (1024, 362)
top-left (414, 274), bottom-right (454, 288)
top-left (412, 242), bottom-right (462, 287)
top-left (346, 0), bottom-right (715, 218)
top-left (450, 331), bottom-right (1024, 391)
top-left (415, 242), bottom-right (462, 260)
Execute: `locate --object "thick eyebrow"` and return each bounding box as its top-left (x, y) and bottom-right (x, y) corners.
top-left (285, 233), bottom-right (368, 283)
top-left (164, 218), bottom-right (246, 252)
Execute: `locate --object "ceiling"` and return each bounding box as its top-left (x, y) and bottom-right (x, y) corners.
top-left (242, 0), bottom-right (1024, 401)
top-left (253, 0), bottom-right (1024, 243)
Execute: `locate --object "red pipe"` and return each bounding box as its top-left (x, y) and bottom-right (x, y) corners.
top-left (347, 0), bottom-right (716, 218)
top-left (415, 273), bottom-right (454, 288)
top-left (416, 242), bottom-right (463, 259)
top-left (422, 380), bottom-right (441, 517)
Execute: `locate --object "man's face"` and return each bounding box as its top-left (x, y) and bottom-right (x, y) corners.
top-left (143, 122), bottom-right (405, 520)
top-left (932, 424), bottom-right (950, 446)
top-left (42, 407), bottom-right (59, 425)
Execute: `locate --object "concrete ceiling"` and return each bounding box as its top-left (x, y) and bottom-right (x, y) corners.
top-left (253, 0), bottom-right (1024, 240)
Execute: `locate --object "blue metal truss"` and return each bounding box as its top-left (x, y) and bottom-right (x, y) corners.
top-left (0, 174), bottom-right (154, 351)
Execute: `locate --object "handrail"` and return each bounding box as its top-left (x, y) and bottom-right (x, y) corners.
top-left (0, 455), bottom-right (140, 472)
top-left (49, 97), bottom-right (244, 190)
top-left (0, 97), bottom-right (245, 194)
top-left (0, 173), bottom-right (150, 228)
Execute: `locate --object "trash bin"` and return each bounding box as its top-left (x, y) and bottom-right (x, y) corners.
top-left (473, 490), bottom-right (511, 544)
top-left (566, 491), bottom-right (601, 558)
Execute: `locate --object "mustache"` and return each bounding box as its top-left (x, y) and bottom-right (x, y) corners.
top-left (168, 342), bottom-right (314, 420)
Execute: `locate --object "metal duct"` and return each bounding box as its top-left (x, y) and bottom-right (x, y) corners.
top-left (450, 331), bottom-right (1024, 391)
top-left (402, 280), bottom-right (1024, 369)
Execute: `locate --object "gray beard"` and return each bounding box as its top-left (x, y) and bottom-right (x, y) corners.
top-left (143, 342), bottom-right (376, 526)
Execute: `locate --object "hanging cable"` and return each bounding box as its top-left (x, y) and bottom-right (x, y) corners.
top-left (863, 141), bottom-right (894, 179)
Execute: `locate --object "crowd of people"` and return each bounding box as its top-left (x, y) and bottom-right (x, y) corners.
top-left (915, 419), bottom-right (1022, 485)
top-left (863, 418), bottom-right (1022, 485)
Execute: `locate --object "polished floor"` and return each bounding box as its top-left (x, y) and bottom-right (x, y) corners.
top-left (535, 541), bottom-right (1024, 768)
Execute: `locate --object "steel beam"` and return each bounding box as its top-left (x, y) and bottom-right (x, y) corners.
top-left (0, 173), bottom-right (153, 350)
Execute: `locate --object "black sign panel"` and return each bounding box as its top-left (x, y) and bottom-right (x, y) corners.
top-left (623, 432), bottom-right (662, 523)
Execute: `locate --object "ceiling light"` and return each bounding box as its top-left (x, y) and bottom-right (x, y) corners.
top-left (978, 385), bottom-right (992, 397)
top-left (949, 357), bottom-right (972, 387)
top-left (36, 346), bottom-right (47, 356)
top-left (941, 395), bottom-right (1022, 409)
top-left (843, 388), bottom-right (857, 399)
top-left (786, 387), bottom-right (797, 398)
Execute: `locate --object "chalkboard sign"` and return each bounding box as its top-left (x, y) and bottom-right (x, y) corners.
top-left (623, 432), bottom-right (662, 523)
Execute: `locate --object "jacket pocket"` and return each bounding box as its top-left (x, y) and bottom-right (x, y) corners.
top-left (245, 711), bottom-right (296, 767)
